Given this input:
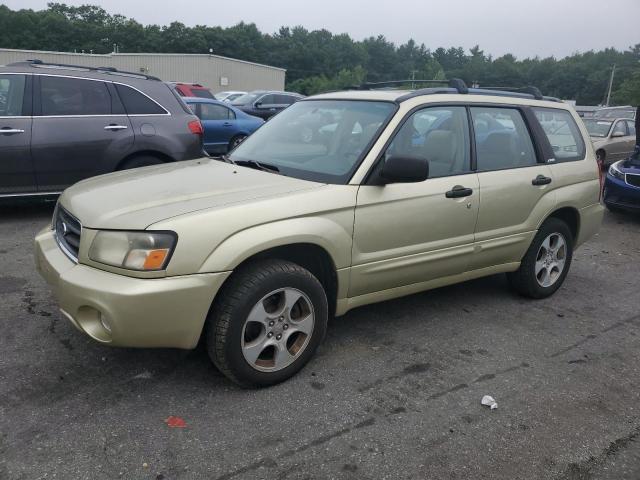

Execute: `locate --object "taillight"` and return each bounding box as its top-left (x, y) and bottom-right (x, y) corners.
top-left (188, 120), bottom-right (203, 135)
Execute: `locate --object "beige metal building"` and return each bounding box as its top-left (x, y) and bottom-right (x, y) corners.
top-left (0, 48), bottom-right (286, 93)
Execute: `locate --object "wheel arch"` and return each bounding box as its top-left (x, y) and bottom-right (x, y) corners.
top-left (540, 206), bottom-right (580, 246)
top-left (115, 150), bottom-right (173, 170)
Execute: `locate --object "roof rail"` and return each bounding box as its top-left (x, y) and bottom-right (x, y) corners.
top-left (354, 78), bottom-right (469, 95)
top-left (7, 59), bottom-right (161, 81)
top-left (478, 85), bottom-right (544, 100)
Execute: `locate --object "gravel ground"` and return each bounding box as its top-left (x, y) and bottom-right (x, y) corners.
top-left (1, 201), bottom-right (639, 480)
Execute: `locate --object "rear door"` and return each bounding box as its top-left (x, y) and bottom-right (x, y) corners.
top-left (624, 120), bottom-right (637, 157)
top-left (0, 73), bottom-right (35, 194)
top-left (31, 75), bottom-right (134, 191)
top-left (195, 102), bottom-right (237, 153)
top-left (471, 106), bottom-right (555, 270)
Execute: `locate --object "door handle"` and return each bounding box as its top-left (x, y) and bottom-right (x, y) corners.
top-left (0, 128), bottom-right (25, 134)
top-left (104, 124), bottom-right (128, 131)
top-left (223, 122), bottom-right (232, 127)
top-left (445, 185), bottom-right (473, 198)
top-left (532, 175), bottom-right (552, 186)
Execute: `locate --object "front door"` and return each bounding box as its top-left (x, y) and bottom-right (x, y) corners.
top-left (0, 74), bottom-right (35, 195)
top-left (350, 105), bottom-right (479, 297)
top-left (196, 102), bottom-right (237, 153)
top-left (31, 75), bottom-right (134, 192)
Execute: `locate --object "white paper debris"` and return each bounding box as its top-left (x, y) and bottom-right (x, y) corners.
top-left (481, 395), bottom-right (498, 410)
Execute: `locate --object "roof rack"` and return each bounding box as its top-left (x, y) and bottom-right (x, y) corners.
top-left (7, 59), bottom-right (161, 81)
top-left (396, 83), bottom-right (560, 103)
top-left (476, 85), bottom-right (544, 100)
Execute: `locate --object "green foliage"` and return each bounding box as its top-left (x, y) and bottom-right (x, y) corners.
top-left (0, 3), bottom-right (638, 104)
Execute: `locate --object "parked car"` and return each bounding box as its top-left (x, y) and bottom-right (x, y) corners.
top-left (583, 117), bottom-right (636, 167)
top-left (215, 91), bottom-right (246, 103)
top-left (169, 82), bottom-right (215, 99)
top-left (231, 90), bottom-right (304, 120)
top-left (35, 81), bottom-right (603, 388)
top-left (184, 97), bottom-right (264, 154)
top-left (604, 159), bottom-right (640, 212)
top-left (593, 105), bottom-right (636, 120)
top-left (0, 60), bottom-right (204, 197)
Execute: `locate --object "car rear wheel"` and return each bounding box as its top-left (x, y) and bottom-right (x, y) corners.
top-left (508, 218), bottom-right (573, 299)
top-left (117, 155), bottom-right (164, 170)
top-left (206, 259), bottom-right (328, 388)
top-left (228, 134), bottom-right (247, 152)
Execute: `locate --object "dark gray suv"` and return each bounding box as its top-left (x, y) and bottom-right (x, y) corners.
top-left (0, 60), bottom-right (204, 197)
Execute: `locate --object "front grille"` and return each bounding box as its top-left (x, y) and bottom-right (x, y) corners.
top-left (54, 205), bottom-right (82, 262)
top-left (626, 173), bottom-right (640, 188)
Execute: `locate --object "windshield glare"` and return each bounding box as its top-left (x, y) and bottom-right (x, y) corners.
top-left (228, 100), bottom-right (396, 183)
top-left (232, 93), bottom-right (260, 105)
top-left (584, 119), bottom-right (613, 137)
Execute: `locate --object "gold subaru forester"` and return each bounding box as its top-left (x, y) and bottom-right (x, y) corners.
top-left (35, 81), bottom-right (604, 387)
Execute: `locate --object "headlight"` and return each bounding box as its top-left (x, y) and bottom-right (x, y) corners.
top-left (89, 231), bottom-right (177, 271)
top-left (608, 162), bottom-right (625, 181)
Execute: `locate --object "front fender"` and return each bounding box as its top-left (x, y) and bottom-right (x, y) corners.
top-left (197, 215), bottom-right (354, 273)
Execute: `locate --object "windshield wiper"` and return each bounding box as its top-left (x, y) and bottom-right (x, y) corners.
top-left (234, 159), bottom-right (281, 174)
top-left (220, 154), bottom-right (236, 165)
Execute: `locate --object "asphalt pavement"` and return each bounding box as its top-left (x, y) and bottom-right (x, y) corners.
top-left (1, 201), bottom-right (640, 480)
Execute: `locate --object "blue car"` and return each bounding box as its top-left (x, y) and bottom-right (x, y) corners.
top-left (183, 97), bottom-right (264, 154)
top-left (603, 158), bottom-right (640, 212)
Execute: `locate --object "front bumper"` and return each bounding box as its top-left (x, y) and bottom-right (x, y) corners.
top-left (604, 174), bottom-right (640, 210)
top-left (34, 228), bottom-right (230, 349)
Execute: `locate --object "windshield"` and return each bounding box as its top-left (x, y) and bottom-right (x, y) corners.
top-left (584, 119), bottom-right (613, 137)
top-left (228, 100), bottom-right (397, 183)
top-left (232, 93), bottom-right (261, 106)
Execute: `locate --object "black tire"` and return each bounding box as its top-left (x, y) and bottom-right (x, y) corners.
top-left (206, 259), bottom-right (328, 388)
top-left (228, 134), bottom-right (247, 152)
top-left (508, 218), bottom-right (573, 299)
top-left (117, 155), bottom-right (164, 171)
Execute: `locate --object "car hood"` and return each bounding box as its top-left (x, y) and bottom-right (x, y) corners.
top-left (60, 158), bottom-right (323, 230)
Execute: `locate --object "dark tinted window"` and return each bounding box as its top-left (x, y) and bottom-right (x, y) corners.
top-left (385, 106), bottom-right (471, 178)
top-left (276, 94), bottom-right (297, 105)
top-left (199, 103), bottom-right (233, 120)
top-left (41, 76), bottom-right (111, 116)
top-left (192, 89), bottom-right (215, 99)
top-left (115, 84), bottom-right (166, 115)
top-left (259, 94), bottom-right (277, 105)
top-left (0, 74), bottom-right (25, 116)
top-left (471, 107), bottom-right (537, 171)
top-left (534, 108), bottom-right (586, 161)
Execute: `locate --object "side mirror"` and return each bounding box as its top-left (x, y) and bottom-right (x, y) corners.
top-left (611, 131), bottom-right (625, 138)
top-left (254, 101), bottom-right (263, 108)
top-left (379, 155), bottom-right (429, 184)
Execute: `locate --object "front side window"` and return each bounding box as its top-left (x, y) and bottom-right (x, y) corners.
top-left (384, 106), bottom-right (471, 178)
top-left (229, 100), bottom-right (396, 184)
top-left (534, 108), bottom-right (586, 161)
top-left (41, 76), bottom-right (111, 116)
top-left (626, 120), bottom-right (636, 137)
top-left (612, 120), bottom-right (628, 137)
top-left (0, 74), bottom-right (26, 116)
top-left (471, 107), bottom-right (537, 171)
top-left (199, 103), bottom-right (233, 121)
top-left (259, 94), bottom-right (277, 105)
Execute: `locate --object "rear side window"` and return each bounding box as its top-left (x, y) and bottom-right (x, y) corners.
top-left (115, 84), bottom-right (166, 115)
top-left (627, 120), bottom-right (636, 137)
top-left (612, 120), bottom-right (628, 137)
top-left (41, 76), bottom-right (111, 116)
top-left (191, 89), bottom-right (215, 99)
top-left (198, 103), bottom-right (234, 120)
top-left (534, 108), bottom-right (586, 161)
top-left (471, 107), bottom-right (537, 171)
top-left (0, 74), bottom-right (26, 116)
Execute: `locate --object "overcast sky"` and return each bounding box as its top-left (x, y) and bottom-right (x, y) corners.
top-left (3, 0), bottom-right (639, 59)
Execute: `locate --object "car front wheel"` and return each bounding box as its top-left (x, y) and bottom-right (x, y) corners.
top-left (206, 259), bottom-right (328, 388)
top-left (508, 218), bottom-right (573, 299)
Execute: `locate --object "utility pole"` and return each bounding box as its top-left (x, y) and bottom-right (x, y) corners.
top-left (605, 64), bottom-right (616, 107)
top-left (410, 70), bottom-right (417, 89)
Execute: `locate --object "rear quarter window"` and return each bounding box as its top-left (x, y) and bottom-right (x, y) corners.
top-left (533, 108), bottom-right (586, 162)
top-left (115, 84), bottom-right (167, 115)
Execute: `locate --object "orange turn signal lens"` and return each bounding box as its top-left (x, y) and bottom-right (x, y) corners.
top-left (142, 249), bottom-right (170, 270)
